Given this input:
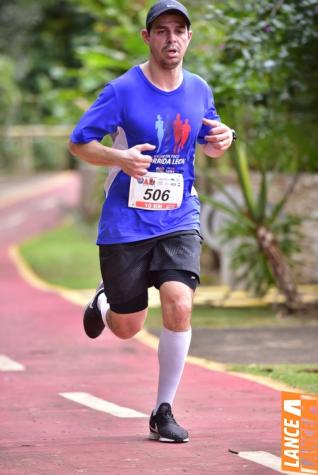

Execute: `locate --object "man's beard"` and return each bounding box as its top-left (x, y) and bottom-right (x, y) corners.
top-left (160, 58), bottom-right (182, 69)
top-left (158, 53), bottom-right (182, 70)
top-left (151, 46), bottom-right (183, 70)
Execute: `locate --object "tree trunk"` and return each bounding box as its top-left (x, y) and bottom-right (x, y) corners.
top-left (257, 226), bottom-right (303, 313)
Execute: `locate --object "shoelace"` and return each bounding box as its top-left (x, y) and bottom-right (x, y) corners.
top-left (162, 409), bottom-right (177, 424)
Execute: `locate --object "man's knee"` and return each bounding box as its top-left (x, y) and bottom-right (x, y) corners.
top-left (163, 303), bottom-right (192, 331)
top-left (165, 298), bottom-right (192, 319)
top-left (107, 309), bottom-right (147, 340)
top-left (161, 288), bottom-right (193, 331)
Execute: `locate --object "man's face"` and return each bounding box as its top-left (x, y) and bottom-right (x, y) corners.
top-left (142, 13), bottom-right (192, 70)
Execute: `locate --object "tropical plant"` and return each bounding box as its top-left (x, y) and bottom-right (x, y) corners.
top-left (188, 0), bottom-right (318, 173)
top-left (200, 143), bottom-right (303, 313)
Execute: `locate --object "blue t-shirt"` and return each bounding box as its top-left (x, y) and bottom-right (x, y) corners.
top-left (70, 65), bottom-right (220, 244)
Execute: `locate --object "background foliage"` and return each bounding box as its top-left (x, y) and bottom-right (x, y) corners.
top-left (0, 0), bottom-right (317, 173)
top-left (1, 0), bottom-right (317, 296)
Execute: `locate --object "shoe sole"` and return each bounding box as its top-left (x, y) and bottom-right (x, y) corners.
top-left (149, 431), bottom-right (189, 443)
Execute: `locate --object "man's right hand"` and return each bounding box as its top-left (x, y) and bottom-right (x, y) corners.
top-left (119, 143), bottom-right (156, 179)
top-left (68, 139), bottom-right (156, 175)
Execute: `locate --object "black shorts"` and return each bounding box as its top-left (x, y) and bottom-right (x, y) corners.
top-left (99, 230), bottom-right (202, 313)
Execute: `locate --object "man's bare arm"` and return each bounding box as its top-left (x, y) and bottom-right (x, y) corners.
top-left (68, 140), bottom-right (155, 179)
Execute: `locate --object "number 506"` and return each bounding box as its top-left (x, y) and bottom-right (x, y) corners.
top-left (143, 188), bottom-right (170, 202)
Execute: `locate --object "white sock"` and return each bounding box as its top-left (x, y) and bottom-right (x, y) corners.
top-left (97, 292), bottom-right (109, 327)
top-left (154, 327), bottom-right (192, 414)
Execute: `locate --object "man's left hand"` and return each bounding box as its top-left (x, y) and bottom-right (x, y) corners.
top-left (202, 118), bottom-right (233, 151)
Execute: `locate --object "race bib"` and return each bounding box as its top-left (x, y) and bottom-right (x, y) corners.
top-left (128, 172), bottom-right (184, 210)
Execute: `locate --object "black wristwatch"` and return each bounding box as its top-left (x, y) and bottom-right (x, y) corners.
top-left (231, 129), bottom-right (237, 142)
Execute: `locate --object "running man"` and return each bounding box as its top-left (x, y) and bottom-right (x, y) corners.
top-left (69, 0), bottom-right (235, 443)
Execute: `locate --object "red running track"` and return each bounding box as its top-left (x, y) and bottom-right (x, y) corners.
top-left (0, 172), bottom-right (283, 474)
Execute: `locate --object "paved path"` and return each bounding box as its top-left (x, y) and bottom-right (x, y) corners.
top-left (148, 326), bottom-right (318, 365)
top-left (0, 172), bottom-right (295, 474)
top-left (190, 327), bottom-right (318, 365)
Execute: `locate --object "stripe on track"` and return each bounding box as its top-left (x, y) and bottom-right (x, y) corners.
top-left (0, 354), bottom-right (25, 371)
top-left (238, 451), bottom-right (299, 474)
top-left (60, 392), bottom-right (147, 418)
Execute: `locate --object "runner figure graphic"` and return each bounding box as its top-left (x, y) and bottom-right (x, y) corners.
top-left (155, 114), bottom-right (164, 152)
top-left (173, 113), bottom-right (183, 153)
top-left (179, 118), bottom-right (191, 152)
top-left (173, 114), bottom-right (191, 153)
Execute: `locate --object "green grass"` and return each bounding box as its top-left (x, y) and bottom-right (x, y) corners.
top-left (228, 364), bottom-right (318, 395)
top-left (20, 221), bottom-right (100, 289)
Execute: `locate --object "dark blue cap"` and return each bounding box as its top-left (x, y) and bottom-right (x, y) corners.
top-left (146, 1), bottom-right (191, 29)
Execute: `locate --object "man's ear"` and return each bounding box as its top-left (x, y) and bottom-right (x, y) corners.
top-left (188, 30), bottom-right (193, 43)
top-left (141, 28), bottom-right (150, 45)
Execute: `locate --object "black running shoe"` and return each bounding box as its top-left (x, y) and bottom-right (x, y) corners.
top-left (149, 403), bottom-right (189, 443)
top-left (83, 282), bottom-right (106, 339)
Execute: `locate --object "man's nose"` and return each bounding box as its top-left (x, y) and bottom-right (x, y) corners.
top-left (167, 31), bottom-right (177, 42)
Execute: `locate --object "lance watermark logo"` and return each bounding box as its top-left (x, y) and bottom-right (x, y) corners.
top-left (281, 392), bottom-right (318, 473)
